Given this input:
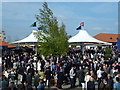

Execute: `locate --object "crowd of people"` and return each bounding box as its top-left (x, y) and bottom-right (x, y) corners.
top-left (1, 47), bottom-right (120, 90)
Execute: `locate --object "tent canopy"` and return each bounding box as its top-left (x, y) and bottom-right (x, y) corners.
top-left (68, 30), bottom-right (111, 45)
top-left (12, 30), bottom-right (46, 44)
top-left (12, 29), bottom-right (111, 45)
top-left (12, 30), bottom-right (38, 43)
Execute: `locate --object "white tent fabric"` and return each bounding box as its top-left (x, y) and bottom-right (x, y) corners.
top-left (68, 30), bottom-right (111, 45)
top-left (13, 29), bottom-right (111, 45)
top-left (12, 30), bottom-right (38, 43)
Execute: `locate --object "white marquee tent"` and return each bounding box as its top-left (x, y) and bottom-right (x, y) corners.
top-left (68, 29), bottom-right (112, 53)
top-left (13, 29), bottom-right (111, 46)
top-left (68, 29), bottom-right (111, 44)
top-left (12, 30), bottom-right (38, 44)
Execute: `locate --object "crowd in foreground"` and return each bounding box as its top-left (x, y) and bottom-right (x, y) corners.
top-left (1, 47), bottom-right (120, 90)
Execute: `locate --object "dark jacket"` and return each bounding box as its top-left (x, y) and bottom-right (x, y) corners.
top-left (7, 87), bottom-right (17, 90)
top-left (101, 72), bottom-right (107, 79)
top-left (107, 77), bottom-right (113, 89)
top-left (34, 74), bottom-right (40, 87)
top-left (100, 82), bottom-right (111, 90)
top-left (18, 66), bottom-right (25, 75)
top-left (2, 80), bottom-right (9, 90)
top-left (45, 69), bottom-right (52, 80)
top-left (77, 69), bottom-right (84, 82)
top-left (23, 85), bottom-right (33, 90)
top-left (26, 73), bottom-right (32, 85)
top-left (22, 73), bottom-right (26, 84)
top-left (87, 81), bottom-right (95, 90)
top-left (57, 71), bottom-right (64, 89)
top-left (28, 67), bottom-right (34, 76)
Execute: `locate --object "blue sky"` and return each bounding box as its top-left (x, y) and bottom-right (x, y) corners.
top-left (2, 2), bottom-right (118, 42)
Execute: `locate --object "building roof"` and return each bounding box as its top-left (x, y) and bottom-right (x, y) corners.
top-left (0, 40), bottom-right (15, 48)
top-left (94, 33), bottom-right (119, 43)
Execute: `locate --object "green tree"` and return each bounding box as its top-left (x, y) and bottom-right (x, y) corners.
top-left (104, 48), bottom-right (112, 59)
top-left (105, 48), bottom-right (112, 54)
top-left (34, 2), bottom-right (69, 56)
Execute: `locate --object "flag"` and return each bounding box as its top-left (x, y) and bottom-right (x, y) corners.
top-left (76, 26), bottom-right (81, 30)
top-left (80, 22), bottom-right (84, 26)
top-left (30, 22), bottom-right (36, 27)
top-left (76, 22), bottom-right (84, 30)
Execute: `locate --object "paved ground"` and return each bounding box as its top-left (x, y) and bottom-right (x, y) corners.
top-left (11, 74), bottom-right (98, 90)
top-left (45, 78), bottom-right (98, 90)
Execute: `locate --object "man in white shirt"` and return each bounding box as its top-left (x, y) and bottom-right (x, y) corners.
top-left (69, 66), bottom-right (75, 88)
top-left (97, 67), bottom-right (102, 88)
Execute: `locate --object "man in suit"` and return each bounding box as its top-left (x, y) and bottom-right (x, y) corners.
top-left (26, 72), bottom-right (32, 86)
top-left (34, 70), bottom-right (40, 89)
top-left (45, 68), bottom-right (52, 87)
top-left (1, 76), bottom-right (9, 90)
top-left (77, 66), bottom-right (84, 87)
top-left (87, 77), bottom-right (95, 90)
top-left (23, 81), bottom-right (33, 90)
top-left (57, 67), bottom-right (64, 90)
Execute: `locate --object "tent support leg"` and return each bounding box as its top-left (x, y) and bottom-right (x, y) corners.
top-left (81, 43), bottom-right (84, 54)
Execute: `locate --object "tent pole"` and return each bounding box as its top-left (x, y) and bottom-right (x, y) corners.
top-left (81, 43), bottom-right (84, 54)
top-left (36, 44), bottom-right (37, 55)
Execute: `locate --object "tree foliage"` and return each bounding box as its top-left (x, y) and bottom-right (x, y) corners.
top-left (105, 48), bottom-right (112, 54)
top-left (34, 2), bottom-right (69, 56)
top-left (104, 47), bottom-right (112, 60)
